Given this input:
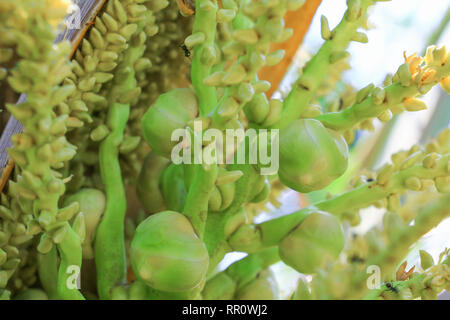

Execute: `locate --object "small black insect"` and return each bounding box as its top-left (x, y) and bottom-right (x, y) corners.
top-left (385, 282), bottom-right (398, 294)
top-left (181, 44), bottom-right (191, 58)
top-left (367, 178), bottom-right (374, 182)
top-left (350, 255), bottom-right (365, 263)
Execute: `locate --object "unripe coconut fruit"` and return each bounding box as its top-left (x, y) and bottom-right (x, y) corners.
top-left (130, 211), bottom-right (209, 292)
top-left (141, 88), bottom-right (198, 159)
top-left (279, 211), bottom-right (345, 274)
top-left (278, 119), bottom-right (348, 193)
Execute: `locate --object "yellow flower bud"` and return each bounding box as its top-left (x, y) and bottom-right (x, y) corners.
top-left (403, 97), bottom-right (427, 112)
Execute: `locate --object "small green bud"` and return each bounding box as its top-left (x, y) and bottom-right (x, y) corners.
top-left (0, 271), bottom-right (7, 288)
top-left (216, 170), bottom-right (243, 186)
top-left (52, 85), bottom-right (76, 105)
top-left (66, 117), bottom-right (83, 128)
top-left (100, 51), bottom-right (119, 62)
top-left (261, 99), bottom-right (283, 127)
top-left (113, 0), bottom-right (128, 24)
top-left (252, 80), bottom-right (271, 93)
top-left (204, 71), bottom-right (224, 87)
top-left (265, 50), bottom-right (285, 67)
top-left (352, 32), bottom-right (368, 43)
top-left (434, 176), bottom-right (450, 193)
top-left (70, 100), bottom-right (88, 112)
top-left (244, 93), bottom-right (270, 124)
top-left (377, 110), bottom-right (392, 122)
top-left (404, 177), bottom-right (422, 191)
top-left (106, 33), bottom-right (127, 45)
top-left (185, 32), bottom-right (206, 48)
top-left (356, 83), bottom-right (375, 104)
top-left (83, 92), bottom-right (108, 104)
top-left (237, 82), bottom-right (255, 103)
top-left (419, 250), bottom-right (434, 270)
top-left (51, 225), bottom-right (68, 244)
top-left (94, 16), bottom-right (108, 34)
top-left (372, 87), bottom-right (386, 105)
top-left (199, 0), bottom-right (217, 11)
top-left (217, 9), bottom-right (236, 23)
top-left (218, 182), bottom-right (235, 212)
top-left (396, 63), bottom-right (412, 87)
top-left (102, 13), bottom-right (119, 31)
top-left (201, 46), bottom-right (217, 66)
top-left (432, 45), bottom-right (447, 65)
top-left (37, 234), bottom-right (53, 254)
top-left (119, 136), bottom-right (141, 154)
top-left (400, 151), bottom-right (423, 170)
top-left (0, 249), bottom-right (6, 266)
top-left (387, 194), bottom-right (400, 211)
top-left (81, 39), bottom-right (93, 56)
top-left (134, 58), bottom-right (152, 72)
top-left (233, 29), bottom-right (259, 45)
top-left (89, 27), bottom-right (105, 49)
top-left (56, 202), bottom-right (80, 222)
top-left (376, 164), bottom-right (395, 185)
top-left (222, 64), bottom-right (247, 85)
top-left (218, 97), bottom-right (239, 117)
top-left (208, 188), bottom-right (222, 212)
top-left (72, 213), bottom-right (86, 243)
top-left (320, 15), bottom-right (331, 40)
top-left (330, 51), bottom-right (350, 64)
top-left (422, 152), bottom-right (439, 169)
top-left (98, 62), bottom-right (118, 72)
top-left (250, 52), bottom-right (266, 69)
top-left (120, 24), bottom-right (138, 40)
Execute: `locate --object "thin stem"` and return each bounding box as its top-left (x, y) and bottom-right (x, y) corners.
top-left (93, 15), bottom-right (147, 298)
top-left (316, 154), bottom-right (449, 215)
top-left (275, 0), bottom-right (376, 129)
top-left (183, 164), bottom-right (218, 238)
top-left (315, 61), bottom-right (450, 131)
top-left (191, 0), bottom-right (218, 115)
top-left (95, 102), bottom-right (129, 299)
